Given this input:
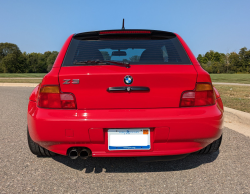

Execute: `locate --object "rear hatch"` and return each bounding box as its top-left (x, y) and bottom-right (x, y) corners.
top-left (59, 30), bottom-right (197, 109)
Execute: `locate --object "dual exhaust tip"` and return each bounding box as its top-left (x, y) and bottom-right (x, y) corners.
top-left (68, 148), bottom-right (91, 160)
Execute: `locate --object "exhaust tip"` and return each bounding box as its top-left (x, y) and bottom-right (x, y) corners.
top-left (69, 149), bottom-right (78, 159)
top-left (79, 148), bottom-right (91, 159)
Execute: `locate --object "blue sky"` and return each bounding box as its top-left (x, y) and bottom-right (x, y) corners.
top-left (1, 0), bottom-right (249, 57)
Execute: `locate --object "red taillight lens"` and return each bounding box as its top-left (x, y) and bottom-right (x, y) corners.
top-left (213, 86), bottom-right (220, 99)
top-left (180, 83), bottom-right (215, 107)
top-left (213, 86), bottom-right (224, 111)
top-left (99, 31), bottom-right (151, 35)
top-left (60, 93), bottom-right (76, 109)
top-left (38, 86), bottom-right (76, 109)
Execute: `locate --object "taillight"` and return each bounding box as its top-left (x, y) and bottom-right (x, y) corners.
top-left (38, 85), bottom-right (76, 109)
top-left (180, 83), bottom-right (215, 107)
top-left (213, 86), bottom-right (224, 111)
top-left (213, 87), bottom-right (220, 99)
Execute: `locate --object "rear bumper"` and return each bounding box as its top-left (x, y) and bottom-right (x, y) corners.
top-left (27, 101), bottom-right (223, 157)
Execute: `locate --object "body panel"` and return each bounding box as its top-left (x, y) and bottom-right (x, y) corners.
top-left (27, 30), bottom-right (224, 158)
top-left (27, 100), bottom-right (223, 156)
top-left (59, 65), bottom-right (197, 109)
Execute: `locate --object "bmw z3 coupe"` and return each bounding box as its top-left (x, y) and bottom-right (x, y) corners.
top-left (27, 29), bottom-right (224, 161)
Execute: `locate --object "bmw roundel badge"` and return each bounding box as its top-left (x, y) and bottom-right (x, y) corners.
top-left (124, 75), bottom-right (133, 85)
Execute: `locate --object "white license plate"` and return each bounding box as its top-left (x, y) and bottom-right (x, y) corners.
top-left (108, 129), bottom-right (150, 150)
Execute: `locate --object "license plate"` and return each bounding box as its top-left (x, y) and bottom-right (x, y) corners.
top-left (108, 129), bottom-right (150, 150)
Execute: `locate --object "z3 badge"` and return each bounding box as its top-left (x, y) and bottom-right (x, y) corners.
top-left (63, 79), bottom-right (79, 84)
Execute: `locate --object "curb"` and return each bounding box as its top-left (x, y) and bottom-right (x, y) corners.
top-left (224, 107), bottom-right (250, 137)
top-left (0, 83), bottom-right (38, 87)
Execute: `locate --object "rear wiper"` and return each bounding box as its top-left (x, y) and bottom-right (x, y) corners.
top-left (73, 60), bottom-right (130, 68)
top-left (105, 60), bottom-right (130, 68)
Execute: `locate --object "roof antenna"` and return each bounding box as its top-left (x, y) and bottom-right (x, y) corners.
top-left (122, 18), bottom-right (125, 30)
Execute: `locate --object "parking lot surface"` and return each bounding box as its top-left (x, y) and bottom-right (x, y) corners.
top-left (0, 87), bottom-right (250, 193)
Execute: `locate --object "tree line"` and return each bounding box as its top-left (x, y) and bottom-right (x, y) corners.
top-left (0, 42), bottom-right (58, 73)
top-left (197, 47), bottom-right (250, 73)
top-left (1, 42), bottom-right (250, 74)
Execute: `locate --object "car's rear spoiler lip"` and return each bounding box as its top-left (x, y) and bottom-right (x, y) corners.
top-left (73, 29), bottom-right (176, 40)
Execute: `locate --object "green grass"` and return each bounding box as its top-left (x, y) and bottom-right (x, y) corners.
top-left (0, 73), bottom-right (250, 84)
top-left (215, 85), bottom-right (250, 113)
top-left (210, 74), bottom-right (250, 84)
top-left (0, 73), bottom-right (46, 78)
top-left (0, 79), bottom-right (42, 83)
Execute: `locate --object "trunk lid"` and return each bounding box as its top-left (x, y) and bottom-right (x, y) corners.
top-left (59, 65), bottom-right (197, 109)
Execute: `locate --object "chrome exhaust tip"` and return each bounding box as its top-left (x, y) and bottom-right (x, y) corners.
top-left (69, 148), bottom-right (78, 159)
top-left (79, 148), bottom-right (91, 159)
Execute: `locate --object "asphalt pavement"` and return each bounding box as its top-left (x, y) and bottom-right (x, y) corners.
top-left (0, 87), bottom-right (250, 194)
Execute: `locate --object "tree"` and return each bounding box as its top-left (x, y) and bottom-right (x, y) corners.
top-left (0, 43), bottom-right (23, 73)
top-left (197, 47), bottom-right (250, 73)
top-left (0, 42), bottom-right (60, 73)
top-left (130, 55), bottom-right (140, 62)
top-left (213, 52), bottom-right (221, 62)
top-left (26, 53), bottom-right (39, 73)
top-left (46, 51), bottom-right (58, 72)
top-left (205, 50), bottom-right (215, 61)
top-left (100, 51), bottom-right (111, 60)
top-left (197, 54), bottom-right (203, 64)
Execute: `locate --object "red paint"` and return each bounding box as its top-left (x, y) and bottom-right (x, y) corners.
top-left (213, 86), bottom-right (224, 112)
top-left (27, 30), bottom-right (224, 158)
top-left (53, 34), bottom-right (74, 68)
top-left (59, 65), bottom-right (197, 109)
top-left (89, 128), bottom-right (105, 143)
top-left (29, 84), bottom-right (40, 102)
top-left (65, 129), bottom-right (74, 137)
top-left (154, 127), bottom-right (170, 143)
top-left (27, 101), bottom-right (223, 156)
top-left (213, 86), bottom-right (220, 99)
top-left (175, 33), bottom-right (212, 83)
top-left (41, 67), bottom-right (60, 86)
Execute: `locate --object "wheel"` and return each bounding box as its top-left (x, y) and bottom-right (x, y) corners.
top-left (196, 135), bottom-right (222, 154)
top-left (27, 127), bottom-right (57, 157)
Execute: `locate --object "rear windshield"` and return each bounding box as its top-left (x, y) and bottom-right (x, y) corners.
top-left (62, 37), bottom-right (191, 66)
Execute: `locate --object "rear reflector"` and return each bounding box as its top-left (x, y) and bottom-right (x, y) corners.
top-left (99, 31), bottom-right (151, 35)
top-left (38, 85), bottom-right (76, 109)
top-left (180, 83), bottom-right (215, 107)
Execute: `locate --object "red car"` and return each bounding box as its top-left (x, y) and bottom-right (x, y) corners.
top-left (27, 30), bottom-right (224, 161)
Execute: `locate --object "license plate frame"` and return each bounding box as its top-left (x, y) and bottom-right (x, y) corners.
top-left (108, 128), bottom-right (150, 151)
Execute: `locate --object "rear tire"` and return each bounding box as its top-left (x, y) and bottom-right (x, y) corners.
top-left (27, 128), bottom-right (57, 157)
top-left (196, 135), bottom-right (222, 154)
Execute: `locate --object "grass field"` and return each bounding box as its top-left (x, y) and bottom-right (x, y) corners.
top-left (0, 79), bottom-right (42, 83)
top-left (0, 73), bottom-right (248, 113)
top-left (0, 73), bottom-right (46, 78)
top-left (210, 74), bottom-right (250, 84)
top-left (1, 73), bottom-right (250, 83)
top-left (215, 85), bottom-right (250, 113)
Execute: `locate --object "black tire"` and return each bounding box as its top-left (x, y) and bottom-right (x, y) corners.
top-left (196, 135), bottom-right (222, 154)
top-left (27, 128), bottom-right (57, 157)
